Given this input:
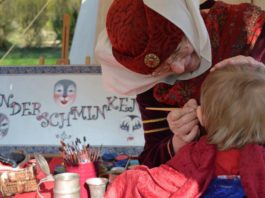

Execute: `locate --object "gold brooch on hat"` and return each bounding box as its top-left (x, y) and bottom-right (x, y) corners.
top-left (144, 53), bottom-right (160, 68)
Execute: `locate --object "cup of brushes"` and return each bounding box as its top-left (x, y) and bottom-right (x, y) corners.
top-left (59, 137), bottom-right (101, 198)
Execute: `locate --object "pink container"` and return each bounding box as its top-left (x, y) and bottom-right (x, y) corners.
top-left (66, 163), bottom-right (97, 198)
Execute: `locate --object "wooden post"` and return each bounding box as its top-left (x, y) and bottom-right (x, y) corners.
top-left (39, 56), bottom-right (45, 65)
top-left (60, 13), bottom-right (71, 65)
top-left (85, 56), bottom-right (91, 64)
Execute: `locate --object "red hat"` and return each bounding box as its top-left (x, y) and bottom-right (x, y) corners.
top-left (106, 0), bottom-right (184, 75)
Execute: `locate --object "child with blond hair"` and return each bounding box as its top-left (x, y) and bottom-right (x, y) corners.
top-left (104, 65), bottom-right (265, 198)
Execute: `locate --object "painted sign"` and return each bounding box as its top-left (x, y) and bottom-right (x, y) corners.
top-left (0, 66), bottom-right (144, 146)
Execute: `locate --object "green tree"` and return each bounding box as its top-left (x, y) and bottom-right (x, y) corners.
top-left (0, 0), bottom-right (15, 49)
top-left (15, 0), bottom-right (48, 47)
top-left (0, 0), bottom-right (6, 5)
top-left (48, 0), bottom-right (81, 46)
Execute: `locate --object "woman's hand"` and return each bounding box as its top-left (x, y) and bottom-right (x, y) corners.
top-left (210, 55), bottom-right (265, 72)
top-left (167, 99), bottom-right (200, 153)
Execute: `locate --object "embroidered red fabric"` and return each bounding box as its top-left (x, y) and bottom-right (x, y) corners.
top-left (106, 0), bottom-right (183, 74)
top-left (153, 2), bottom-right (265, 105)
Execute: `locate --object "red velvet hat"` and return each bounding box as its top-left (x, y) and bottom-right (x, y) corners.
top-left (106, 0), bottom-right (184, 75)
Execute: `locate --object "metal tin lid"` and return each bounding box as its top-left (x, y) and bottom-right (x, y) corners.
top-left (34, 153), bottom-right (51, 176)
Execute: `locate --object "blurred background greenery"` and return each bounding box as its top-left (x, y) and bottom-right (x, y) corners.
top-left (0, 0), bottom-right (81, 66)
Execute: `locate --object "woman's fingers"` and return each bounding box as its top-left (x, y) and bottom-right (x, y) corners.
top-left (169, 117), bottom-right (199, 137)
top-left (210, 55), bottom-right (245, 72)
top-left (184, 98), bottom-right (198, 109)
top-left (171, 123), bottom-right (199, 153)
top-left (168, 109), bottom-right (197, 129)
top-left (167, 106), bottom-right (194, 122)
top-left (210, 55), bottom-right (265, 72)
top-left (167, 98), bottom-right (199, 136)
top-left (181, 125), bottom-right (200, 143)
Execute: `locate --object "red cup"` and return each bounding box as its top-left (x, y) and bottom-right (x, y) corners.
top-left (66, 162), bottom-right (97, 198)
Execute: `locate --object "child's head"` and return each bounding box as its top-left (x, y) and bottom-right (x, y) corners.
top-left (199, 65), bottom-right (265, 150)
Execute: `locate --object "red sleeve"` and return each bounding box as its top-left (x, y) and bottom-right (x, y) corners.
top-left (136, 88), bottom-right (175, 168)
top-left (251, 24), bottom-right (265, 63)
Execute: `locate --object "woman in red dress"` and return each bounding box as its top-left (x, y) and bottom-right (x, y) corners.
top-left (95, 0), bottom-right (265, 167)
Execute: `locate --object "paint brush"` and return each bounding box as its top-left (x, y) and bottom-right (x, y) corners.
top-left (60, 140), bottom-right (66, 147)
top-left (124, 157), bottom-right (130, 170)
top-left (83, 136), bottom-right (87, 149)
top-left (145, 107), bottom-right (179, 111)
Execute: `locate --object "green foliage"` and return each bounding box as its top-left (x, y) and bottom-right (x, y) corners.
top-left (0, 47), bottom-right (60, 65)
top-left (0, 0), bottom-right (81, 48)
top-left (0, 0), bottom-right (15, 49)
top-left (48, 0), bottom-right (81, 45)
top-left (15, 0), bottom-right (48, 47)
top-left (0, 0), bottom-right (81, 64)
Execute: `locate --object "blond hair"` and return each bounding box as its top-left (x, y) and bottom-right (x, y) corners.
top-left (200, 65), bottom-right (265, 150)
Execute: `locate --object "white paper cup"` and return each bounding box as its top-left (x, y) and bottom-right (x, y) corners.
top-left (86, 177), bottom-right (108, 198)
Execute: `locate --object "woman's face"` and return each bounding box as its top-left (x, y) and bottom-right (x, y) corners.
top-left (152, 37), bottom-right (201, 76)
top-left (168, 37), bottom-right (200, 74)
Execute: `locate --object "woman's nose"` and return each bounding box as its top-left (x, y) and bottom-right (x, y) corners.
top-left (170, 62), bottom-right (185, 74)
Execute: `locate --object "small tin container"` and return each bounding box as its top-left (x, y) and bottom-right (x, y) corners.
top-left (108, 167), bottom-right (125, 183)
top-left (53, 173), bottom-right (80, 198)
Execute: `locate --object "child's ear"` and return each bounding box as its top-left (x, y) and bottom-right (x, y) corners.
top-left (196, 106), bottom-right (204, 126)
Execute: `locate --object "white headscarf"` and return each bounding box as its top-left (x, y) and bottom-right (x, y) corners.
top-left (95, 0), bottom-right (212, 96)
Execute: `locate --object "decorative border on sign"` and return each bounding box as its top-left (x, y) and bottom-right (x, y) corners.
top-left (0, 65), bottom-right (102, 75)
top-left (0, 146), bottom-right (143, 157)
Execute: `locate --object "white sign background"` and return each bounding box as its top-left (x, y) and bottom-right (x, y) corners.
top-left (0, 66), bottom-right (144, 146)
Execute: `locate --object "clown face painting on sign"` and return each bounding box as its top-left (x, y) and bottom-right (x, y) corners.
top-left (120, 115), bottom-right (142, 141)
top-left (53, 79), bottom-right (77, 107)
top-left (0, 113), bottom-right (9, 139)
